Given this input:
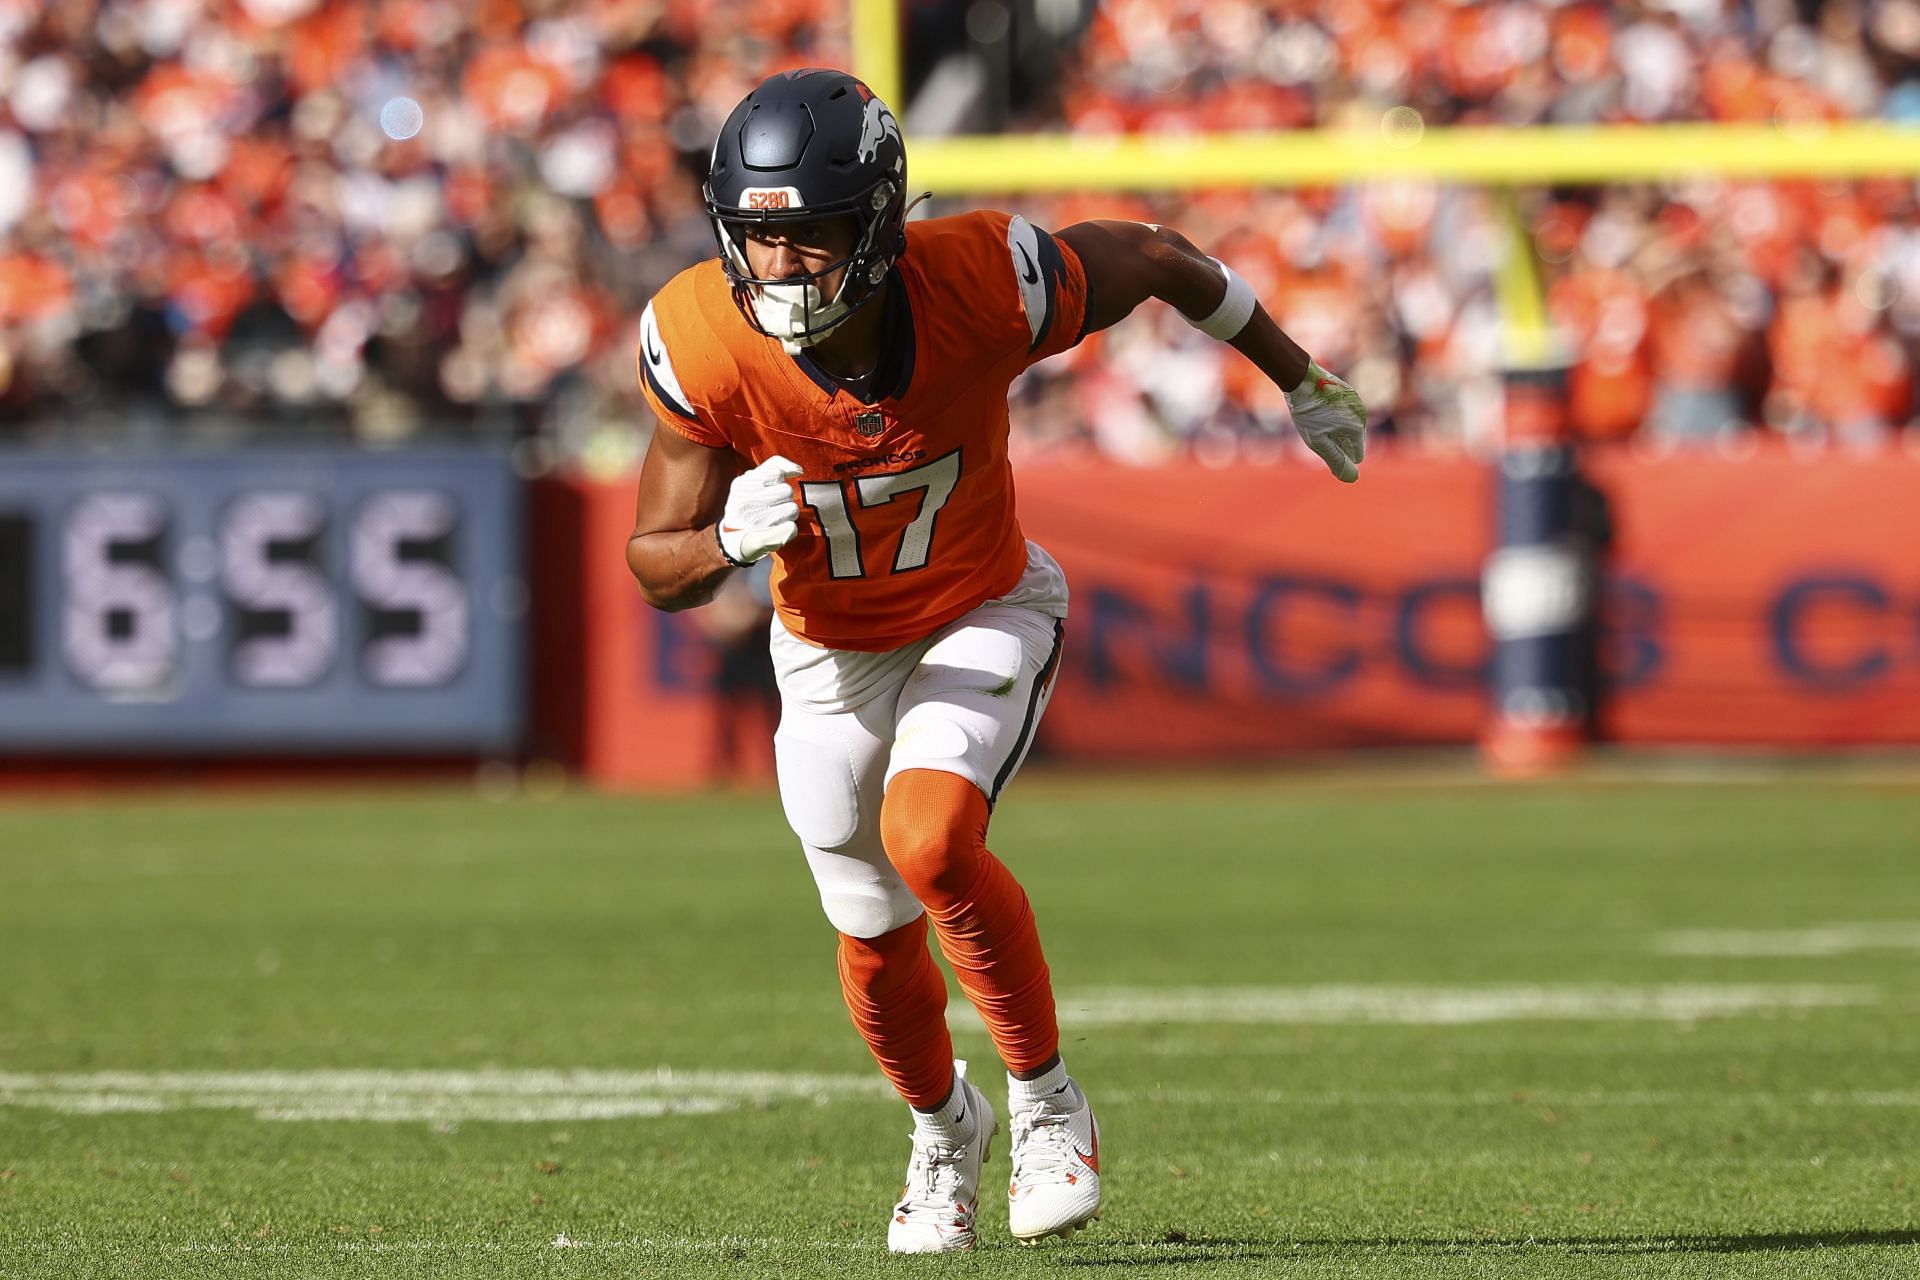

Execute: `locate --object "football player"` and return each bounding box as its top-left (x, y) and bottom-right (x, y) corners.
top-left (627, 68), bottom-right (1365, 1253)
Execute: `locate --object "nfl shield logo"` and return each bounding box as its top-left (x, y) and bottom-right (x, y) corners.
top-left (855, 411), bottom-right (885, 437)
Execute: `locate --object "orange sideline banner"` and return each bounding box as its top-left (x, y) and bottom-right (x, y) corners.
top-left (1013, 457), bottom-right (1493, 757)
top-left (535, 450), bottom-right (1920, 788)
top-left (1591, 449), bottom-right (1920, 745)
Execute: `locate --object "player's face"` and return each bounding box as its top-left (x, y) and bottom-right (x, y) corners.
top-left (742, 217), bottom-right (861, 298)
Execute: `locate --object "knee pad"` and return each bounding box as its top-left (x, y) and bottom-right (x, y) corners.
top-left (775, 708), bottom-right (922, 937)
top-left (774, 723), bottom-right (868, 853)
top-left (809, 849), bottom-right (926, 938)
top-left (880, 769), bottom-right (991, 904)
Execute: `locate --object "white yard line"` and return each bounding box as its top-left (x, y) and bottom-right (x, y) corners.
top-left (950, 983), bottom-right (1876, 1029)
top-left (0, 1068), bottom-right (893, 1124)
top-left (0, 1067), bottom-right (892, 1095)
top-left (1811, 1090), bottom-right (1920, 1107)
top-left (16, 1238), bottom-right (882, 1257)
top-left (2, 1066), bottom-right (1915, 1126)
top-left (1654, 923), bottom-right (1920, 956)
top-left (159, 1236), bottom-right (882, 1255)
top-left (1100, 1087), bottom-right (1920, 1108)
top-left (0, 984), bottom-right (1881, 1125)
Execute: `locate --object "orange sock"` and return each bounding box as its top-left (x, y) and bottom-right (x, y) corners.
top-left (837, 915), bottom-right (955, 1109)
top-left (880, 768), bottom-right (1060, 1074)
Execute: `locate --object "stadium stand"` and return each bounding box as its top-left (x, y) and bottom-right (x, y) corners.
top-left (0, 0), bottom-right (1915, 457)
top-left (0, 0), bottom-right (848, 455)
top-left (1004, 0), bottom-right (1920, 456)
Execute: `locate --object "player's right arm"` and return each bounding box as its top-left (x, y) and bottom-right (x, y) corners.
top-left (627, 431), bottom-right (808, 612)
top-left (628, 280), bottom-right (807, 612)
top-left (626, 427), bottom-right (741, 613)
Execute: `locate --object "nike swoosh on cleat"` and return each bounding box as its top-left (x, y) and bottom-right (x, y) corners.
top-left (1076, 1125), bottom-right (1099, 1174)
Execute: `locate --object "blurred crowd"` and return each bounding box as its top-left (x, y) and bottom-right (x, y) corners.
top-left (1009, 0), bottom-right (1920, 459)
top-left (1005, 175), bottom-right (1920, 462)
top-left (0, 0), bottom-right (1917, 458)
top-left (0, 0), bottom-right (845, 453)
top-left (1055, 0), bottom-right (1920, 132)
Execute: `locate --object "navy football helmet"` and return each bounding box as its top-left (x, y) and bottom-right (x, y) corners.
top-left (703, 69), bottom-right (909, 348)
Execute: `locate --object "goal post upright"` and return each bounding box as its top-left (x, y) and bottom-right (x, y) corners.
top-left (849, 0), bottom-right (903, 114)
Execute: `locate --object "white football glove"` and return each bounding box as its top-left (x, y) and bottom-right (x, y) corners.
top-left (1285, 359), bottom-right (1367, 484)
top-left (717, 455), bottom-right (803, 566)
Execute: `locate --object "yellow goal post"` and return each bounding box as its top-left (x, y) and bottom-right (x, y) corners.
top-left (850, 0), bottom-right (1920, 360)
top-left (852, 0), bottom-right (1920, 189)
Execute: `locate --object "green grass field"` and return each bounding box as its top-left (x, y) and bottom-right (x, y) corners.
top-left (2, 773), bottom-right (1918, 1277)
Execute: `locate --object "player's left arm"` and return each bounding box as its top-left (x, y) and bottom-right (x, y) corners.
top-left (1055, 219), bottom-right (1366, 483)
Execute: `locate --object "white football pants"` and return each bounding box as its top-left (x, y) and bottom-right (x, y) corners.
top-left (770, 542), bottom-right (1069, 940)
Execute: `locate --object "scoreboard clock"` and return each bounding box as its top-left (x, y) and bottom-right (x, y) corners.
top-left (0, 449), bottom-right (525, 753)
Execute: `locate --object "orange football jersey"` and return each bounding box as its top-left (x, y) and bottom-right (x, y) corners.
top-left (637, 210), bottom-right (1089, 651)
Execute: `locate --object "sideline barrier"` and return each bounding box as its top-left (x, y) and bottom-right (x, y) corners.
top-left (1012, 456), bottom-right (1492, 757)
top-left (1590, 448), bottom-right (1920, 744)
top-left (535, 448), bottom-right (1920, 788)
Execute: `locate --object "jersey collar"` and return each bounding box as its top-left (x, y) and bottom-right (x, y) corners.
top-left (787, 267), bottom-right (915, 405)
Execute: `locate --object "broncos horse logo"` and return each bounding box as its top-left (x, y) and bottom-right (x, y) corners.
top-left (856, 96), bottom-right (902, 166)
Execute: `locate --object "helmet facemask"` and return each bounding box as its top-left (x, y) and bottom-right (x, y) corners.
top-left (706, 180), bottom-right (905, 354)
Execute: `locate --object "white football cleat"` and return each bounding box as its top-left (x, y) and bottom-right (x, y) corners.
top-left (887, 1065), bottom-right (999, 1254)
top-left (1007, 1079), bottom-right (1102, 1244)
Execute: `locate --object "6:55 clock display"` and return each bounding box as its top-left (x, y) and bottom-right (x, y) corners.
top-left (0, 449), bottom-right (525, 753)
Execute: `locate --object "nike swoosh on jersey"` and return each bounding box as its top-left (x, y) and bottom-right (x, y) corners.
top-left (1016, 243), bottom-right (1039, 284)
top-left (638, 312), bottom-right (698, 422)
